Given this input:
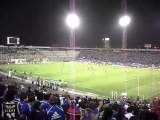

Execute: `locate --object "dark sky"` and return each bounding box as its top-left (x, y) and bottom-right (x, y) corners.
top-left (0, 0), bottom-right (160, 48)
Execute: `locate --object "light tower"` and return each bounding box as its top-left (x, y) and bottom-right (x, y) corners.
top-left (65, 0), bottom-right (80, 100)
top-left (119, 0), bottom-right (130, 49)
top-left (65, 0), bottom-right (80, 48)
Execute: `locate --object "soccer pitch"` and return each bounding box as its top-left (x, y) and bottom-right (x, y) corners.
top-left (1, 62), bottom-right (160, 99)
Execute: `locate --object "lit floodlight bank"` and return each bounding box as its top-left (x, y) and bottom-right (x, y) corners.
top-left (66, 13), bottom-right (80, 29)
top-left (119, 15), bottom-right (130, 27)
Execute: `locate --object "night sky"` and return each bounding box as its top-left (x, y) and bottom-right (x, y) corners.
top-left (0, 0), bottom-right (160, 48)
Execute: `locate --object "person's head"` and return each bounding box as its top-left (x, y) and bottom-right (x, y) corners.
top-left (32, 101), bottom-right (41, 111)
top-left (88, 101), bottom-right (97, 110)
top-left (7, 85), bottom-right (17, 90)
top-left (5, 89), bottom-right (17, 101)
top-left (132, 106), bottom-right (139, 116)
top-left (139, 111), bottom-right (158, 120)
top-left (0, 84), bottom-right (6, 97)
top-left (28, 94), bottom-right (35, 103)
top-left (71, 100), bottom-right (76, 108)
top-left (112, 104), bottom-right (118, 111)
top-left (36, 92), bottom-right (43, 101)
top-left (127, 106), bottom-right (133, 113)
top-left (102, 107), bottom-right (113, 120)
top-left (130, 116), bottom-right (137, 120)
top-left (49, 96), bottom-right (60, 106)
top-left (43, 94), bottom-right (50, 101)
top-left (28, 86), bottom-right (31, 91)
top-left (79, 101), bottom-right (86, 109)
top-left (19, 92), bottom-right (27, 101)
top-left (145, 111), bottom-right (158, 120)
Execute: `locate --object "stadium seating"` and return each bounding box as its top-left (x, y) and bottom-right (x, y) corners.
top-left (77, 50), bottom-right (160, 68)
top-left (0, 46), bottom-right (159, 68)
top-left (0, 46), bottom-right (160, 120)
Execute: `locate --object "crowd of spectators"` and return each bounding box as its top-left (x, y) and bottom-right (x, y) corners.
top-left (0, 47), bottom-right (80, 63)
top-left (77, 50), bottom-right (160, 68)
top-left (0, 47), bottom-right (42, 63)
top-left (0, 75), bottom-right (160, 120)
top-left (0, 47), bottom-right (160, 67)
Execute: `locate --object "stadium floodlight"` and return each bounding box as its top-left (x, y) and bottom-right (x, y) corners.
top-left (119, 15), bottom-right (130, 27)
top-left (119, 15), bottom-right (131, 49)
top-left (66, 13), bottom-right (80, 29)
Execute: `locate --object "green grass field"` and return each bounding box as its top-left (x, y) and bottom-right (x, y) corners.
top-left (1, 62), bottom-right (160, 99)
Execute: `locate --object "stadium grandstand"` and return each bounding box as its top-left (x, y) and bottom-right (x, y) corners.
top-left (0, 46), bottom-right (160, 120)
top-left (0, 46), bottom-right (160, 67)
